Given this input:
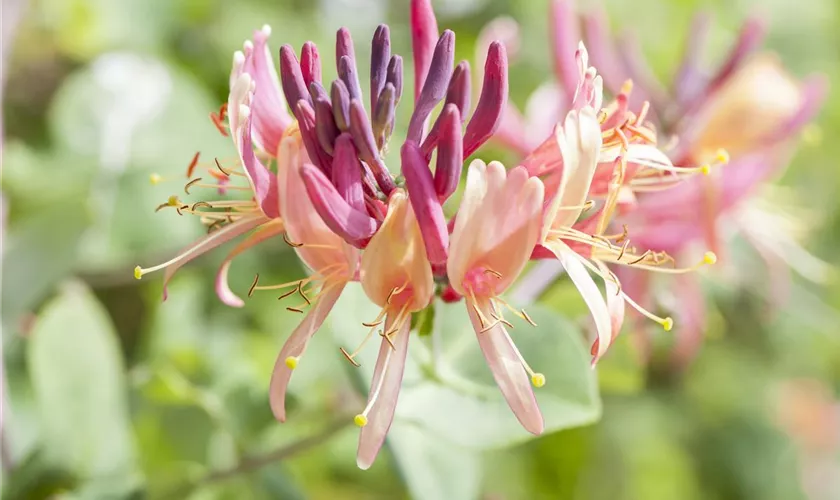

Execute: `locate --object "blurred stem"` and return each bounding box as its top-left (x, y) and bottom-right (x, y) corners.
top-left (162, 416), bottom-right (352, 498)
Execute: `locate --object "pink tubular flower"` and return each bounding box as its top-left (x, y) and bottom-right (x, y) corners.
top-left (265, 128), bottom-right (359, 423)
top-left (448, 161), bottom-right (546, 433)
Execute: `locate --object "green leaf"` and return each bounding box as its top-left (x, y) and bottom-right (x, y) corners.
top-left (27, 282), bottom-right (137, 478)
top-left (387, 422), bottom-right (481, 500)
top-left (331, 285), bottom-right (601, 451)
top-left (411, 303), bottom-right (435, 337)
top-left (1, 203), bottom-right (89, 333)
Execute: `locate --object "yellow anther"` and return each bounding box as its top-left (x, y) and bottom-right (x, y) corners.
top-left (150, 173), bottom-right (162, 185)
top-left (700, 164), bottom-right (711, 175)
top-left (531, 373), bottom-right (546, 388)
top-left (703, 251), bottom-right (717, 265)
top-left (715, 149), bottom-right (730, 164)
top-left (354, 414), bottom-right (368, 427)
top-left (662, 317), bottom-right (674, 332)
top-left (134, 266), bottom-right (143, 280)
top-left (284, 356), bottom-right (299, 370)
top-left (167, 195), bottom-right (179, 206)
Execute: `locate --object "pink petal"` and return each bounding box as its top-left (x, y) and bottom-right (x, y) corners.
top-left (246, 27), bottom-right (293, 156)
top-left (550, 0), bottom-right (581, 105)
top-left (162, 215), bottom-right (268, 299)
top-left (674, 12), bottom-right (712, 104)
top-left (581, 9), bottom-right (628, 95)
top-left (491, 103), bottom-right (533, 156)
top-left (269, 283), bottom-right (346, 422)
top-left (240, 115), bottom-right (280, 218)
top-left (596, 262), bottom-right (625, 364)
top-left (215, 221), bottom-right (285, 307)
top-left (463, 42), bottom-right (508, 158)
top-left (300, 163), bottom-right (379, 245)
top-left (357, 314), bottom-right (411, 470)
top-left (401, 141), bottom-right (449, 267)
top-left (410, 0), bottom-right (440, 102)
top-left (467, 297), bottom-right (543, 434)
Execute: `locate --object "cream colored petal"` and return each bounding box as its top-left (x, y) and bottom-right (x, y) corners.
top-left (361, 190), bottom-right (434, 311)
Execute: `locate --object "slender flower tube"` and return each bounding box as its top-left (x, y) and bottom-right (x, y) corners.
top-left (263, 129), bottom-right (359, 422)
top-left (448, 161), bottom-right (546, 433)
top-left (354, 190), bottom-right (434, 469)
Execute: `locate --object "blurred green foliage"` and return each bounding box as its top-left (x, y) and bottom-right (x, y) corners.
top-left (2, 0), bottom-right (840, 499)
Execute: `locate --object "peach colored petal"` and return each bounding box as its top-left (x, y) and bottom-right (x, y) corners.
top-left (467, 296), bottom-right (543, 434)
top-left (361, 190), bottom-right (434, 310)
top-left (269, 283), bottom-right (345, 422)
top-left (356, 314), bottom-right (411, 470)
top-left (448, 161), bottom-right (544, 294)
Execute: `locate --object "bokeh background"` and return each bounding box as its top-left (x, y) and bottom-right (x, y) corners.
top-left (2, 0), bottom-right (840, 498)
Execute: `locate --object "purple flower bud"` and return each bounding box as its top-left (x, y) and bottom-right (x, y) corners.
top-left (370, 24), bottom-right (391, 113)
top-left (339, 55), bottom-right (363, 102)
top-left (410, 0), bottom-right (440, 102)
top-left (300, 41), bottom-right (321, 87)
top-left (300, 163), bottom-right (378, 248)
top-left (295, 100), bottom-right (333, 177)
top-left (407, 30), bottom-right (455, 143)
top-left (349, 99), bottom-right (396, 195)
top-left (313, 96), bottom-right (340, 155)
top-left (332, 133), bottom-right (366, 213)
top-left (386, 55), bottom-right (404, 105)
top-left (331, 79), bottom-right (351, 131)
top-left (401, 141), bottom-right (449, 268)
top-left (675, 12), bottom-right (712, 103)
top-left (421, 60), bottom-right (470, 156)
top-left (373, 83), bottom-right (396, 150)
top-left (279, 45), bottom-right (312, 110)
top-left (433, 104), bottom-right (463, 202)
top-left (582, 9), bottom-right (627, 95)
top-left (446, 61), bottom-right (471, 121)
top-left (463, 41), bottom-right (507, 158)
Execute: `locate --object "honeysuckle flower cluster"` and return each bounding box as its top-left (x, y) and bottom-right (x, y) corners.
top-left (136, 0), bottom-right (718, 467)
top-left (497, 0), bottom-right (828, 366)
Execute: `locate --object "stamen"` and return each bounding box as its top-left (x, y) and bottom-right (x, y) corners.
top-left (186, 152), bottom-right (200, 178)
top-left (286, 306), bottom-right (304, 314)
top-left (521, 309), bottom-right (537, 327)
top-left (617, 240), bottom-right (630, 261)
top-left (298, 283), bottom-right (311, 305)
top-left (277, 288), bottom-right (298, 300)
top-left (355, 346), bottom-right (394, 424)
top-left (184, 178), bottom-right (203, 194)
top-left (483, 268), bottom-right (503, 279)
top-left (285, 356), bottom-right (299, 369)
top-left (214, 158), bottom-right (231, 176)
top-left (506, 336), bottom-right (545, 388)
top-left (635, 101), bottom-right (650, 126)
top-left (248, 274), bottom-right (260, 297)
top-left (340, 347), bottom-right (362, 367)
top-left (386, 283), bottom-right (409, 305)
top-left (283, 233), bottom-right (304, 248)
top-left (621, 291), bottom-right (673, 331)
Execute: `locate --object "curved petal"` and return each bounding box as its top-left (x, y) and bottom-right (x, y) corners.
top-left (161, 215), bottom-right (268, 299)
top-left (357, 314), bottom-right (411, 470)
top-left (546, 240), bottom-right (612, 362)
top-left (245, 26), bottom-right (293, 156)
top-left (467, 297), bottom-right (543, 434)
top-left (595, 261), bottom-right (625, 364)
top-left (269, 283), bottom-right (346, 422)
top-left (215, 220), bottom-right (285, 307)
